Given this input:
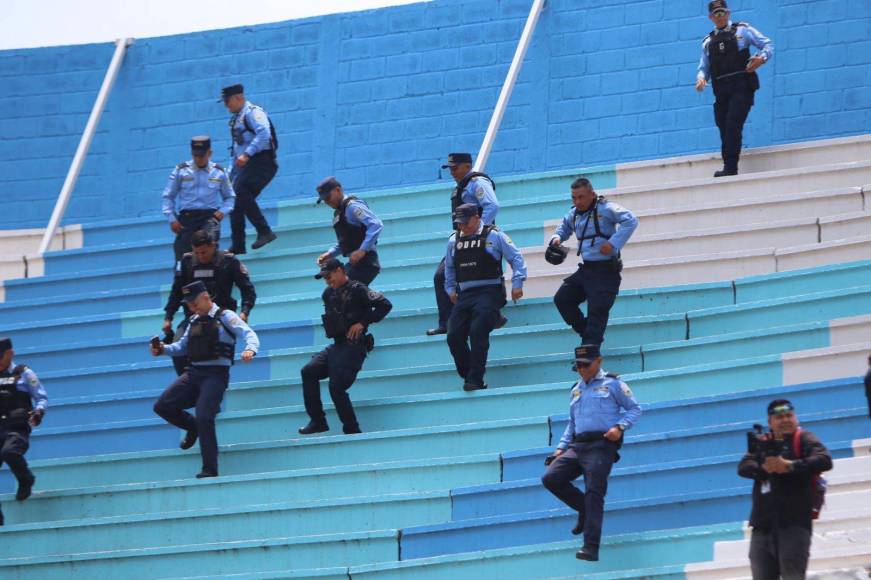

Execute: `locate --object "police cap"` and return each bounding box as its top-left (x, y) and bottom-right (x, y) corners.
top-left (191, 135), bottom-right (211, 155)
top-left (0, 337), bottom-right (11, 354)
top-left (442, 152), bottom-right (473, 169)
top-left (708, 0), bottom-right (728, 14)
top-left (315, 258), bottom-right (345, 279)
top-left (316, 176), bottom-right (341, 204)
top-left (220, 84), bottom-right (244, 102)
top-left (545, 244), bottom-right (569, 265)
top-left (190, 230), bottom-right (215, 247)
top-left (574, 344), bottom-right (601, 363)
top-left (181, 280), bottom-right (209, 303)
top-left (453, 203), bottom-right (479, 224)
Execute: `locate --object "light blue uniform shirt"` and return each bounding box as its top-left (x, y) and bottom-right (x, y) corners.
top-left (444, 224), bottom-right (527, 295)
top-left (1, 361), bottom-right (48, 412)
top-left (557, 369), bottom-right (641, 450)
top-left (328, 197), bottom-right (384, 257)
top-left (550, 199), bottom-right (638, 263)
top-left (161, 161), bottom-right (235, 224)
top-left (458, 176), bottom-right (499, 225)
top-left (698, 21), bottom-right (774, 81)
top-left (163, 304), bottom-right (260, 367)
top-left (230, 101), bottom-right (274, 159)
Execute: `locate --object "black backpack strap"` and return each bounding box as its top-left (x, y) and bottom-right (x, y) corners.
top-left (11, 365), bottom-right (27, 377)
top-left (214, 309), bottom-right (237, 342)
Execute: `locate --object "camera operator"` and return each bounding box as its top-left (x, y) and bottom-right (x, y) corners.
top-left (738, 399), bottom-right (832, 580)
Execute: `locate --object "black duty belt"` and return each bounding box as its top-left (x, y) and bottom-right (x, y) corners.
top-left (580, 261), bottom-right (614, 270)
top-left (573, 431), bottom-right (606, 443)
top-left (179, 209), bottom-right (218, 217)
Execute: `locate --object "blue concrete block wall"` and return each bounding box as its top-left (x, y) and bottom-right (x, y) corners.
top-left (1, 0), bottom-right (870, 228)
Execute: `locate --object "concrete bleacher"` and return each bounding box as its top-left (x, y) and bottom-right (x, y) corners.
top-left (0, 137), bottom-right (869, 578)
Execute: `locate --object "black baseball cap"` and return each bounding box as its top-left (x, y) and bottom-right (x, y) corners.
top-left (708, 0), bottom-right (728, 14)
top-left (767, 399), bottom-right (795, 416)
top-left (442, 152), bottom-right (473, 169)
top-left (220, 84), bottom-right (244, 102)
top-left (453, 203), bottom-right (479, 224)
top-left (181, 281), bottom-right (209, 303)
top-left (191, 135), bottom-right (211, 155)
top-left (316, 176), bottom-right (341, 204)
top-left (315, 258), bottom-right (345, 279)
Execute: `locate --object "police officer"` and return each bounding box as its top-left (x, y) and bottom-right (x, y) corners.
top-left (541, 345), bottom-right (642, 562)
top-left (221, 84), bottom-right (279, 254)
top-left (315, 176), bottom-right (383, 285)
top-left (549, 177), bottom-right (638, 347)
top-left (428, 152), bottom-right (501, 336)
top-left (696, 0), bottom-right (773, 177)
top-left (162, 136), bottom-right (236, 262)
top-left (444, 204), bottom-right (527, 391)
top-left (163, 229), bottom-right (257, 376)
top-left (0, 337), bottom-right (48, 523)
top-left (299, 259), bottom-right (392, 436)
top-left (151, 281), bottom-right (259, 478)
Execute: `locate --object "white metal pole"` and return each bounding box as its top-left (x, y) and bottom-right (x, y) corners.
top-left (38, 37), bottom-right (134, 256)
top-left (474, 0), bottom-right (545, 173)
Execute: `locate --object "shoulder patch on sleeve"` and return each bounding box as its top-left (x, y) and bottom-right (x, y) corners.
top-left (213, 163), bottom-right (225, 173)
top-left (619, 383), bottom-right (634, 398)
top-left (367, 289), bottom-right (383, 301)
top-left (353, 206), bottom-right (365, 218)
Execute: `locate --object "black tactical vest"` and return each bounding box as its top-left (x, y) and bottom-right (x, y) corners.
top-left (181, 252), bottom-right (239, 315)
top-left (450, 172), bottom-right (496, 228)
top-left (0, 365), bottom-right (32, 423)
top-left (187, 311), bottom-right (235, 362)
top-left (453, 225), bottom-right (504, 284)
top-left (707, 23), bottom-right (752, 81)
top-left (333, 196), bottom-right (368, 256)
top-left (573, 197), bottom-right (609, 256)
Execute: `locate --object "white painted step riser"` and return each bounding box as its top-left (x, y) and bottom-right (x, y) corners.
top-left (821, 213), bottom-right (871, 243)
top-left (714, 517), bottom-right (871, 561)
top-left (610, 166), bottom-right (869, 213)
top-left (636, 194), bottom-right (862, 237)
top-left (542, 190), bottom-right (862, 241)
top-left (777, 236), bottom-right (871, 272)
top-left (627, 223), bottom-right (817, 262)
top-left (687, 550), bottom-right (871, 579)
top-left (783, 343), bottom-right (871, 386)
top-left (617, 137), bottom-right (871, 187)
top-left (830, 316), bottom-right (871, 347)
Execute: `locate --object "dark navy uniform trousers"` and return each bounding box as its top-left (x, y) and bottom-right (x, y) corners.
top-left (541, 439), bottom-right (619, 549)
top-left (433, 258), bottom-right (453, 329)
top-left (446, 284), bottom-right (504, 386)
top-left (174, 210), bottom-right (221, 262)
top-left (0, 423), bottom-right (32, 483)
top-left (346, 251), bottom-right (381, 286)
top-left (713, 75), bottom-right (755, 173)
top-left (554, 262), bottom-right (621, 346)
top-left (153, 366), bottom-right (229, 474)
top-left (301, 341), bottom-right (367, 433)
top-left (230, 151), bottom-right (277, 251)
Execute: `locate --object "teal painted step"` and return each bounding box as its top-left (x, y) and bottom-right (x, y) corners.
top-left (689, 284), bottom-right (871, 338)
top-left (348, 522), bottom-right (740, 579)
top-left (28, 306), bottom-right (683, 379)
top-left (9, 418), bottom-right (547, 503)
top-left (1, 454), bottom-right (499, 524)
top-left (273, 165), bottom-right (616, 226)
top-left (0, 492), bottom-right (450, 560)
top-left (0, 529), bottom-right (398, 580)
top-left (171, 568), bottom-right (351, 580)
top-left (735, 259), bottom-right (871, 303)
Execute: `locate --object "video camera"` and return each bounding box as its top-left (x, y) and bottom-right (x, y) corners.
top-left (746, 423), bottom-right (782, 457)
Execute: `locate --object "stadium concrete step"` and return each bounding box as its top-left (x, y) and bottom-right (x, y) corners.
top-left (40, 314), bottom-right (868, 429)
top-left (615, 134), bottom-right (871, 188)
top-left (5, 184), bottom-right (863, 305)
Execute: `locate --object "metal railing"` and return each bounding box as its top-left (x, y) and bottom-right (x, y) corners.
top-left (474, 0), bottom-right (546, 173)
top-left (38, 37), bottom-right (134, 255)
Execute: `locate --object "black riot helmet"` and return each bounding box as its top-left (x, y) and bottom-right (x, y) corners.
top-left (545, 244), bottom-right (569, 265)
